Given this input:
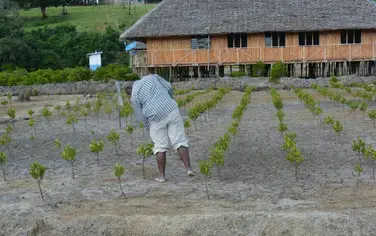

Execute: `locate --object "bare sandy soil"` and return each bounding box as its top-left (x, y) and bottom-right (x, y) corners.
top-left (1, 90), bottom-right (376, 236)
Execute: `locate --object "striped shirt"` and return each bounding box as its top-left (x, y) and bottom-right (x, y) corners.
top-left (131, 74), bottom-right (178, 129)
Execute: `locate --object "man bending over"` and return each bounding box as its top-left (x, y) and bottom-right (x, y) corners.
top-left (126, 74), bottom-right (195, 183)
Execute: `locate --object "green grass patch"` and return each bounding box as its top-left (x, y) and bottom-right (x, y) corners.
top-left (19, 4), bottom-right (155, 32)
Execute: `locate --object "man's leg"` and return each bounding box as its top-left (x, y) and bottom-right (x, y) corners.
top-left (156, 151), bottom-right (167, 178)
top-left (177, 146), bottom-right (193, 172)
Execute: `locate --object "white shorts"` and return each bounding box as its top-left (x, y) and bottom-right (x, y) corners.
top-left (149, 109), bottom-right (189, 154)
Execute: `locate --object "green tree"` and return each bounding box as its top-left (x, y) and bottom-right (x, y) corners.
top-left (41, 107), bottom-right (52, 124)
top-left (198, 159), bottom-right (212, 200)
top-left (107, 129), bottom-right (120, 154)
top-left (270, 61), bottom-right (286, 83)
top-left (7, 107), bottom-right (15, 127)
top-left (114, 163), bottom-right (126, 198)
top-left (353, 164), bottom-right (363, 188)
top-left (137, 143), bottom-right (154, 179)
top-left (66, 114), bottom-right (78, 134)
top-left (29, 161), bottom-right (46, 200)
top-left (125, 125), bottom-right (135, 146)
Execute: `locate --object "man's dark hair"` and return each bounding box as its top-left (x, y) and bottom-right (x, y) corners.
top-left (125, 84), bottom-right (133, 96)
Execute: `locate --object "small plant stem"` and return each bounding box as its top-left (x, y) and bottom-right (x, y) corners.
top-left (142, 157), bottom-right (145, 179)
top-left (97, 113), bottom-right (99, 123)
top-left (71, 162), bottom-right (75, 179)
top-left (33, 126), bottom-right (36, 136)
top-left (72, 124), bottom-right (76, 134)
top-left (193, 120), bottom-right (197, 131)
top-left (96, 153), bottom-right (99, 166)
top-left (142, 129), bottom-right (144, 138)
top-left (217, 165), bottom-right (220, 177)
top-left (115, 143), bottom-right (118, 154)
top-left (130, 134), bottom-right (133, 146)
top-left (37, 180), bottom-right (44, 200)
top-left (205, 176), bottom-right (210, 200)
top-left (118, 177), bottom-right (126, 198)
top-left (295, 164), bottom-right (298, 182)
top-left (373, 120), bottom-right (375, 129)
top-left (356, 175), bottom-right (360, 188)
top-left (108, 114), bottom-right (111, 120)
top-left (84, 119), bottom-right (87, 129)
top-left (1, 165), bottom-right (6, 181)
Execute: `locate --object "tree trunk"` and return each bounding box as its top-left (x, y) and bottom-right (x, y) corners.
top-left (71, 162), bottom-right (75, 179)
top-left (40, 7), bottom-right (47, 19)
top-left (205, 176), bottom-right (210, 200)
top-left (119, 177), bottom-right (126, 198)
top-left (2, 165), bottom-right (6, 181)
top-left (37, 180), bottom-right (44, 200)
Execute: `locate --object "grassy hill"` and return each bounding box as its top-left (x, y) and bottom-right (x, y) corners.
top-left (19, 4), bottom-right (155, 32)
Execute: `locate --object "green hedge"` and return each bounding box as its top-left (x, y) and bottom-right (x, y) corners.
top-left (230, 71), bottom-right (247, 77)
top-left (0, 65), bottom-right (139, 86)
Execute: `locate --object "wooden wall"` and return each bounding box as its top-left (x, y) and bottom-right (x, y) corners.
top-left (144, 31), bottom-right (376, 66)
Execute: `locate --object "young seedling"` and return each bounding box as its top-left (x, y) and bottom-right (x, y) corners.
top-left (7, 92), bottom-right (12, 106)
top-left (29, 118), bottom-right (36, 136)
top-left (125, 125), bottom-right (135, 146)
top-left (60, 111), bottom-right (66, 123)
top-left (278, 122), bottom-right (288, 133)
top-left (138, 122), bottom-right (145, 138)
top-left (184, 119), bottom-right (191, 136)
top-left (104, 103), bottom-right (113, 120)
top-left (121, 102), bottom-right (134, 123)
top-left (41, 107), bottom-right (52, 124)
top-left (89, 139), bottom-right (104, 166)
top-left (352, 137), bottom-right (366, 160)
top-left (66, 114), bottom-right (78, 134)
top-left (107, 129), bottom-right (120, 154)
top-left (54, 105), bottom-right (61, 117)
top-left (368, 147), bottom-right (376, 179)
top-left (360, 101), bottom-right (368, 122)
top-left (136, 143), bottom-right (154, 179)
top-left (54, 138), bottom-right (61, 149)
top-left (0, 152), bottom-right (7, 181)
top-left (65, 100), bottom-right (71, 111)
top-left (93, 100), bottom-right (102, 123)
top-left (285, 143), bottom-right (304, 182)
top-left (0, 133), bottom-right (11, 157)
top-left (276, 109), bottom-right (285, 123)
top-left (114, 163), bottom-right (126, 198)
top-left (29, 161), bottom-right (46, 200)
top-left (1, 100), bottom-right (8, 111)
top-left (80, 107), bottom-right (89, 128)
top-left (60, 144), bottom-right (76, 179)
top-left (198, 159), bottom-right (212, 200)
top-left (84, 102), bottom-right (92, 116)
top-left (7, 108), bottom-right (15, 127)
top-left (188, 107), bottom-right (199, 131)
top-left (209, 146), bottom-right (224, 176)
top-left (228, 122), bottom-right (238, 141)
top-left (352, 163), bottom-right (364, 188)
top-left (368, 110), bottom-right (376, 128)
top-left (72, 105), bottom-right (80, 117)
top-left (333, 120), bottom-right (343, 144)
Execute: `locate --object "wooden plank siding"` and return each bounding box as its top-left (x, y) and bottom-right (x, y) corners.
top-left (145, 31), bottom-right (376, 66)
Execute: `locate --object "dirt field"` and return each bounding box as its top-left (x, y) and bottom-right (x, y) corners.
top-left (1, 89), bottom-right (376, 235)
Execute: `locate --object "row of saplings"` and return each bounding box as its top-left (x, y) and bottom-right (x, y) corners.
top-left (0, 87), bottom-right (235, 200)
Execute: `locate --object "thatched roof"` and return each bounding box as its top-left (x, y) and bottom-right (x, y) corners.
top-left (120, 0), bottom-right (376, 39)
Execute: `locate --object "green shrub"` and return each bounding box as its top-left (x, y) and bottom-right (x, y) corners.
top-left (329, 76), bottom-right (338, 84)
top-left (252, 61), bottom-right (266, 77)
top-left (270, 61), bottom-right (286, 83)
top-left (230, 71), bottom-right (247, 78)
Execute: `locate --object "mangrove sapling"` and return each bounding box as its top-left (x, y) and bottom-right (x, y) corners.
top-left (360, 101), bottom-right (368, 122)
top-left (278, 122), bottom-right (288, 134)
top-left (286, 144), bottom-right (304, 182)
top-left (61, 144), bottom-right (76, 179)
top-left (29, 161), bottom-right (46, 200)
top-left (93, 100), bottom-right (102, 123)
top-left (125, 125), bottom-right (135, 146)
top-left (104, 103), bottom-right (113, 120)
top-left (347, 100), bottom-right (360, 119)
top-left (324, 116), bottom-right (334, 136)
top-left (1, 100), bottom-right (8, 111)
top-left (228, 122), bottom-right (238, 142)
top-left (54, 138), bottom-right (61, 149)
top-left (7, 108), bottom-right (15, 127)
top-left (84, 102), bottom-right (92, 116)
top-left (114, 163), bottom-right (126, 198)
top-left (65, 100), bottom-right (71, 111)
top-left (184, 119), bottom-right (191, 136)
top-left (0, 133), bottom-right (11, 157)
top-left (352, 137), bottom-right (366, 160)
top-left (188, 107), bottom-right (199, 131)
top-left (121, 102), bottom-right (134, 124)
top-left (314, 107), bottom-right (324, 127)
top-left (41, 107), bottom-right (52, 124)
top-left (66, 114), bottom-right (78, 134)
top-left (137, 143), bottom-right (154, 179)
top-left (72, 105), bottom-right (80, 117)
top-left (80, 107), bottom-right (89, 128)
top-left (198, 159), bottom-right (212, 200)
top-left (353, 164), bottom-right (364, 188)
top-left (276, 109), bottom-right (285, 123)
top-left (7, 93), bottom-right (12, 106)
top-left (0, 152), bottom-right (7, 181)
top-left (29, 118), bottom-right (36, 136)
top-left (368, 147), bottom-right (376, 179)
top-left (333, 120), bottom-right (343, 144)
top-left (209, 146), bottom-right (225, 176)
top-left (368, 110), bottom-right (376, 128)
top-left (139, 122), bottom-right (145, 138)
top-left (60, 111), bottom-right (66, 123)
top-left (89, 139), bottom-right (104, 166)
top-left (54, 105), bottom-right (61, 117)
top-left (107, 129), bottom-right (120, 154)
top-left (340, 98), bottom-right (347, 112)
